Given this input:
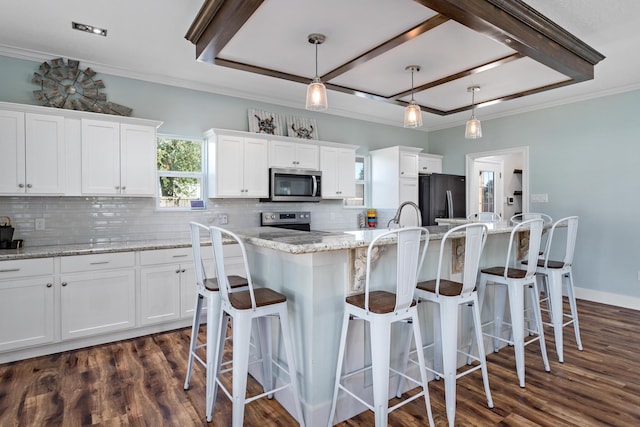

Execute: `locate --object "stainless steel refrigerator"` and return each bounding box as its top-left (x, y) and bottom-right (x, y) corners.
top-left (419, 173), bottom-right (466, 225)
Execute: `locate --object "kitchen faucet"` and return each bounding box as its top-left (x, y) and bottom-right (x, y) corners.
top-left (387, 201), bottom-right (422, 228)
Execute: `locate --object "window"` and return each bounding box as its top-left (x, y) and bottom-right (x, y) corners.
top-left (344, 156), bottom-right (367, 207)
top-left (156, 136), bottom-right (204, 209)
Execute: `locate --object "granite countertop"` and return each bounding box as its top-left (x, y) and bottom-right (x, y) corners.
top-left (0, 222), bottom-right (518, 261)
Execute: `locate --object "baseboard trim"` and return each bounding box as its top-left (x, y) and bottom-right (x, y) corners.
top-left (575, 287), bottom-right (640, 311)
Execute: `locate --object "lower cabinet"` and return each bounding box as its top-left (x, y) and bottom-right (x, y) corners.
top-left (0, 259), bottom-right (55, 352)
top-left (60, 253), bottom-right (136, 340)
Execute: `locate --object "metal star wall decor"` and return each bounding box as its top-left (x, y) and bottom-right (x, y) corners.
top-left (32, 58), bottom-right (133, 116)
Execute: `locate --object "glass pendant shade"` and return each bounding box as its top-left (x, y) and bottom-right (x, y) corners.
top-left (404, 101), bottom-right (422, 128)
top-left (306, 77), bottom-right (328, 111)
top-left (465, 116), bottom-right (482, 139)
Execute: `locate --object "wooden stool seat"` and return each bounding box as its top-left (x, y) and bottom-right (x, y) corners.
top-left (480, 266), bottom-right (529, 279)
top-left (345, 290), bottom-right (416, 314)
top-left (229, 287), bottom-right (287, 310)
top-left (203, 275), bottom-right (248, 291)
top-left (416, 279), bottom-right (467, 296)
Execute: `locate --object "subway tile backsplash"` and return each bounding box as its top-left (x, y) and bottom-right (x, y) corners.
top-left (0, 197), bottom-right (384, 247)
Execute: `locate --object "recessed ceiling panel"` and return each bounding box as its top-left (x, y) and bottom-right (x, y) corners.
top-left (219, 0), bottom-right (436, 78)
top-left (329, 21), bottom-right (516, 97)
top-left (412, 57), bottom-right (569, 111)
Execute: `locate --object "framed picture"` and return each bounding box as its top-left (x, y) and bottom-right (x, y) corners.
top-left (286, 115), bottom-right (318, 140)
top-left (248, 108), bottom-right (286, 136)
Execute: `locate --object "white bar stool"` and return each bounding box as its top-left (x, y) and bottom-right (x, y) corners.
top-left (208, 225), bottom-right (305, 427)
top-left (479, 218), bottom-right (550, 387)
top-left (524, 215), bottom-right (583, 363)
top-left (183, 222), bottom-right (248, 422)
top-left (327, 227), bottom-right (433, 427)
top-left (398, 223), bottom-right (493, 427)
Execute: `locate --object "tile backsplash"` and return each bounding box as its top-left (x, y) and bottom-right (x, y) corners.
top-left (0, 197), bottom-right (392, 247)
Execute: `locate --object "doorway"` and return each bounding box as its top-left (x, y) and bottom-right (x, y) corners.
top-left (465, 146), bottom-right (529, 220)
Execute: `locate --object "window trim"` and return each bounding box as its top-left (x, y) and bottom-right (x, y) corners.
top-left (344, 154), bottom-right (369, 209)
top-left (156, 134), bottom-right (206, 211)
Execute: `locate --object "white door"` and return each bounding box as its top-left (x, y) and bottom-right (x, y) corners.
top-left (25, 113), bottom-right (65, 194)
top-left (242, 137), bottom-right (269, 197)
top-left (0, 110), bottom-right (25, 194)
top-left (140, 264), bottom-right (181, 325)
top-left (120, 123), bottom-right (157, 196)
top-left (471, 159), bottom-right (504, 219)
top-left (81, 119), bottom-right (121, 195)
top-left (214, 135), bottom-right (246, 197)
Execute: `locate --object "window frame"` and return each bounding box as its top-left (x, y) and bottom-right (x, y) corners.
top-left (155, 134), bottom-right (206, 211)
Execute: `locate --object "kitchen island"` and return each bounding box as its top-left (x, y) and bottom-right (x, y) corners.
top-left (229, 223), bottom-right (518, 426)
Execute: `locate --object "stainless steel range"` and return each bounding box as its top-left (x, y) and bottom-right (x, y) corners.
top-left (260, 211), bottom-right (311, 232)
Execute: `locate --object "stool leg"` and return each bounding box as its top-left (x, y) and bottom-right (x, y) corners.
top-left (432, 304), bottom-right (443, 379)
top-left (184, 293), bottom-right (204, 390)
top-left (231, 313), bottom-right (252, 427)
top-left (565, 271), bottom-right (583, 351)
top-left (278, 307), bottom-right (306, 426)
top-left (493, 284), bottom-right (507, 352)
top-left (327, 311), bottom-right (350, 427)
top-left (370, 316), bottom-right (391, 427)
top-left (394, 316), bottom-right (415, 398)
top-left (411, 311), bottom-right (434, 427)
top-left (439, 299), bottom-right (459, 427)
top-left (207, 297), bottom-right (224, 422)
top-left (471, 294), bottom-right (493, 409)
top-left (529, 281), bottom-right (550, 372)
top-left (507, 284), bottom-right (526, 387)
top-left (257, 316), bottom-right (274, 397)
top-left (547, 270), bottom-right (565, 362)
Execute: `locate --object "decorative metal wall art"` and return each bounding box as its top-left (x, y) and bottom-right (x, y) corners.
top-left (247, 108), bottom-right (286, 135)
top-left (32, 58), bottom-right (132, 116)
top-left (286, 115), bottom-right (318, 140)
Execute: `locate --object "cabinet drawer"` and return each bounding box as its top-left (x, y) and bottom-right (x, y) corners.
top-left (0, 258), bottom-right (54, 279)
top-left (61, 252), bottom-right (135, 273)
top-left (140, 247), bottom-right (197, 266)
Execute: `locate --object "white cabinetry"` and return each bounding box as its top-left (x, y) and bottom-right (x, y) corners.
top-left (81, 119), bottom-right (157, 196)
top-left (0, 259), bottom-right (55, 352)
top-left (269, 139), bottom-right (319, 170)
top-left (418, 153), bottom-right (443, 174)
top-left (60, 253), bottom-right (136, 340)
top-left (371, 146), bottom-right (423, 208)
top-left (320, 146), bottom-right (356, 199)
top-left (0, 110), bottom-right (65, 195)
top-left (207, 130), bottom-right (269, 198)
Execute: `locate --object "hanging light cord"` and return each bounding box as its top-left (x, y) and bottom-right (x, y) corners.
top-left (410, 70), bottom-right (415, 102)
top-left (471, 88), bottom-right (476, 116)
top-left (314, 41), bottom-right (319, 79)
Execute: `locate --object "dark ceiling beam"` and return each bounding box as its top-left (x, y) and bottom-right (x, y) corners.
top-left (322, 14), bottom-right (449, 81)
top-left (185, 0), bottom-right (264, 63)
top-left (413, 0), bottom-right (605, 81)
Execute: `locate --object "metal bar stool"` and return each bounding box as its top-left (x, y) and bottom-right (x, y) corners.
top-left (479, 218), bottom-right (550, 387)
top-left (183, 222), bottom-right (248, 422)
top-left (327, 227), bottom-right (433, 427)
top-left (208, 225), bottom-right (305, 427)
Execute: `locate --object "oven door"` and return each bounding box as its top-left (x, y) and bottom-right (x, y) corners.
top-left (269, 168), bottom-right (321, 202)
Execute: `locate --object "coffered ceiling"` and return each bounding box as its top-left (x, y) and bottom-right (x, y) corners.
top-left (0, 0), bottom-right (639, 131)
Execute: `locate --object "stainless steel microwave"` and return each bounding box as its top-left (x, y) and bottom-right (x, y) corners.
top-left (265, 168), bottom-right (322, 202)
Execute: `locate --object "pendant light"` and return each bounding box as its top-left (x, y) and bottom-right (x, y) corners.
top-left (404, 65), bottom-right (422, 128)
top-left (306, 33), bottom-right (328, 111)
top-left (465, 85), bottom-right (482, 139)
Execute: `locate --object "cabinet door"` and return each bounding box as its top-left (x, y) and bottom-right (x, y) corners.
top-left (399, 152), bottom-right (419, 178)
top-left (0, 110), bottom-right (25, 194)
top-left (140, 264), bottom-right (181, 325)
top-left (419, 155), bottom-right (442, 174)
top-left (81, 119), bottom-right (121, 195)
top-left (242, 137), bottom-right (269, 197)
top-left (269, 140), bottom-right (297, 168)
top-left (399, 178), bottom-right (419, 205)
top-left (294, 144), bottom-right (319, 169)
top-left (60, 269), bottom-right (135, 340)
top-left (120, 124), bottom-right (157, 196)
top-left (0, 277), bottom-right (54, 352)
top-left (212, 135), bottom-right (245, 197)
top-left (336, 148), bottom-right (356, 197)
top-left (321, 147), bottom-right (355, 199)
top-left (25, 113), bottom-right (66, 194)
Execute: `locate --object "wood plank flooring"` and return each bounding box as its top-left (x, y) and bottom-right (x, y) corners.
top-left (1, 299), bottom-right (640, 426)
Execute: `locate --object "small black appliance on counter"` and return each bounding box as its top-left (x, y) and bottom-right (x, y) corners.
top-left (0, 216), bottom-right (23, 249)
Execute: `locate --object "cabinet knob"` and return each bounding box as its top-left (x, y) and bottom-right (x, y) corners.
top-left (400, 171), bottom-right (405, 175)
top-left (121, 186), bottom-right (126, 190)
top-left (26, 184), bottom-right (32, 188)
top-left (46, 283), bottom-right (52, 288)
top-left (18, 183), bottom-right (25, 188)
top-left (61, 282), bottom-right (68, 287)
top-left (115, 186), bottom-right (120, 190)
top-left (181, 269), bottom-right (186, 273)
top-left (176, 269), bottom-right (181, 274)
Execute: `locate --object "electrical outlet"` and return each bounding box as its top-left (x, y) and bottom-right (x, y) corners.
top-left (531, 193), bottom-right (548, 203)
top-left (35, 218), bottom-right (45, 230)
top-left (219, 213), bottom-right (228, 225)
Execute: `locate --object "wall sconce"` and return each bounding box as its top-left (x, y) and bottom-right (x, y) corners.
top-left (404, 65), bottom-right (422, 128)
top-left (305, 33), bottom-right (328, 111)
top-left (465, 85), bottom-right (482, 139)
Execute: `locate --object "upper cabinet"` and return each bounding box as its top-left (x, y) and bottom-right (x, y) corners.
top-left (370, 146), bottom-right (423, 208)
top-left (269, 139), bottom-right (319, 170)
top-left (320, 146), bottom-right (356, 199)
top-left (418, 153), bottom-right (443, 175)
top-left (81, 120), bottom-right (158, 196)
top-left (207, 130), bottom-right (269, 198)
top-left (0, 110), bottom-right (65, 195)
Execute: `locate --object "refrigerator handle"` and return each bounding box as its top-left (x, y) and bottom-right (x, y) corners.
top-left (446, 190), bottom-right (454, 218)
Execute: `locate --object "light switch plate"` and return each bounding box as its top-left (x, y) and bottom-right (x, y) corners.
top-left (531, 193), bottom-right (548, 203)
top-left (35, 218), bottom-right (45, 230)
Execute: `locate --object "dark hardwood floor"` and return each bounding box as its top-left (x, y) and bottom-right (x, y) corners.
top-left (1, 299), bottom-right (640, 426)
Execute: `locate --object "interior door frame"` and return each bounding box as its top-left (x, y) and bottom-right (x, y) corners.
top-left (472, 158), bottom-right (504, 219)
top-left (465, 146), bottom-right (529, 217)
